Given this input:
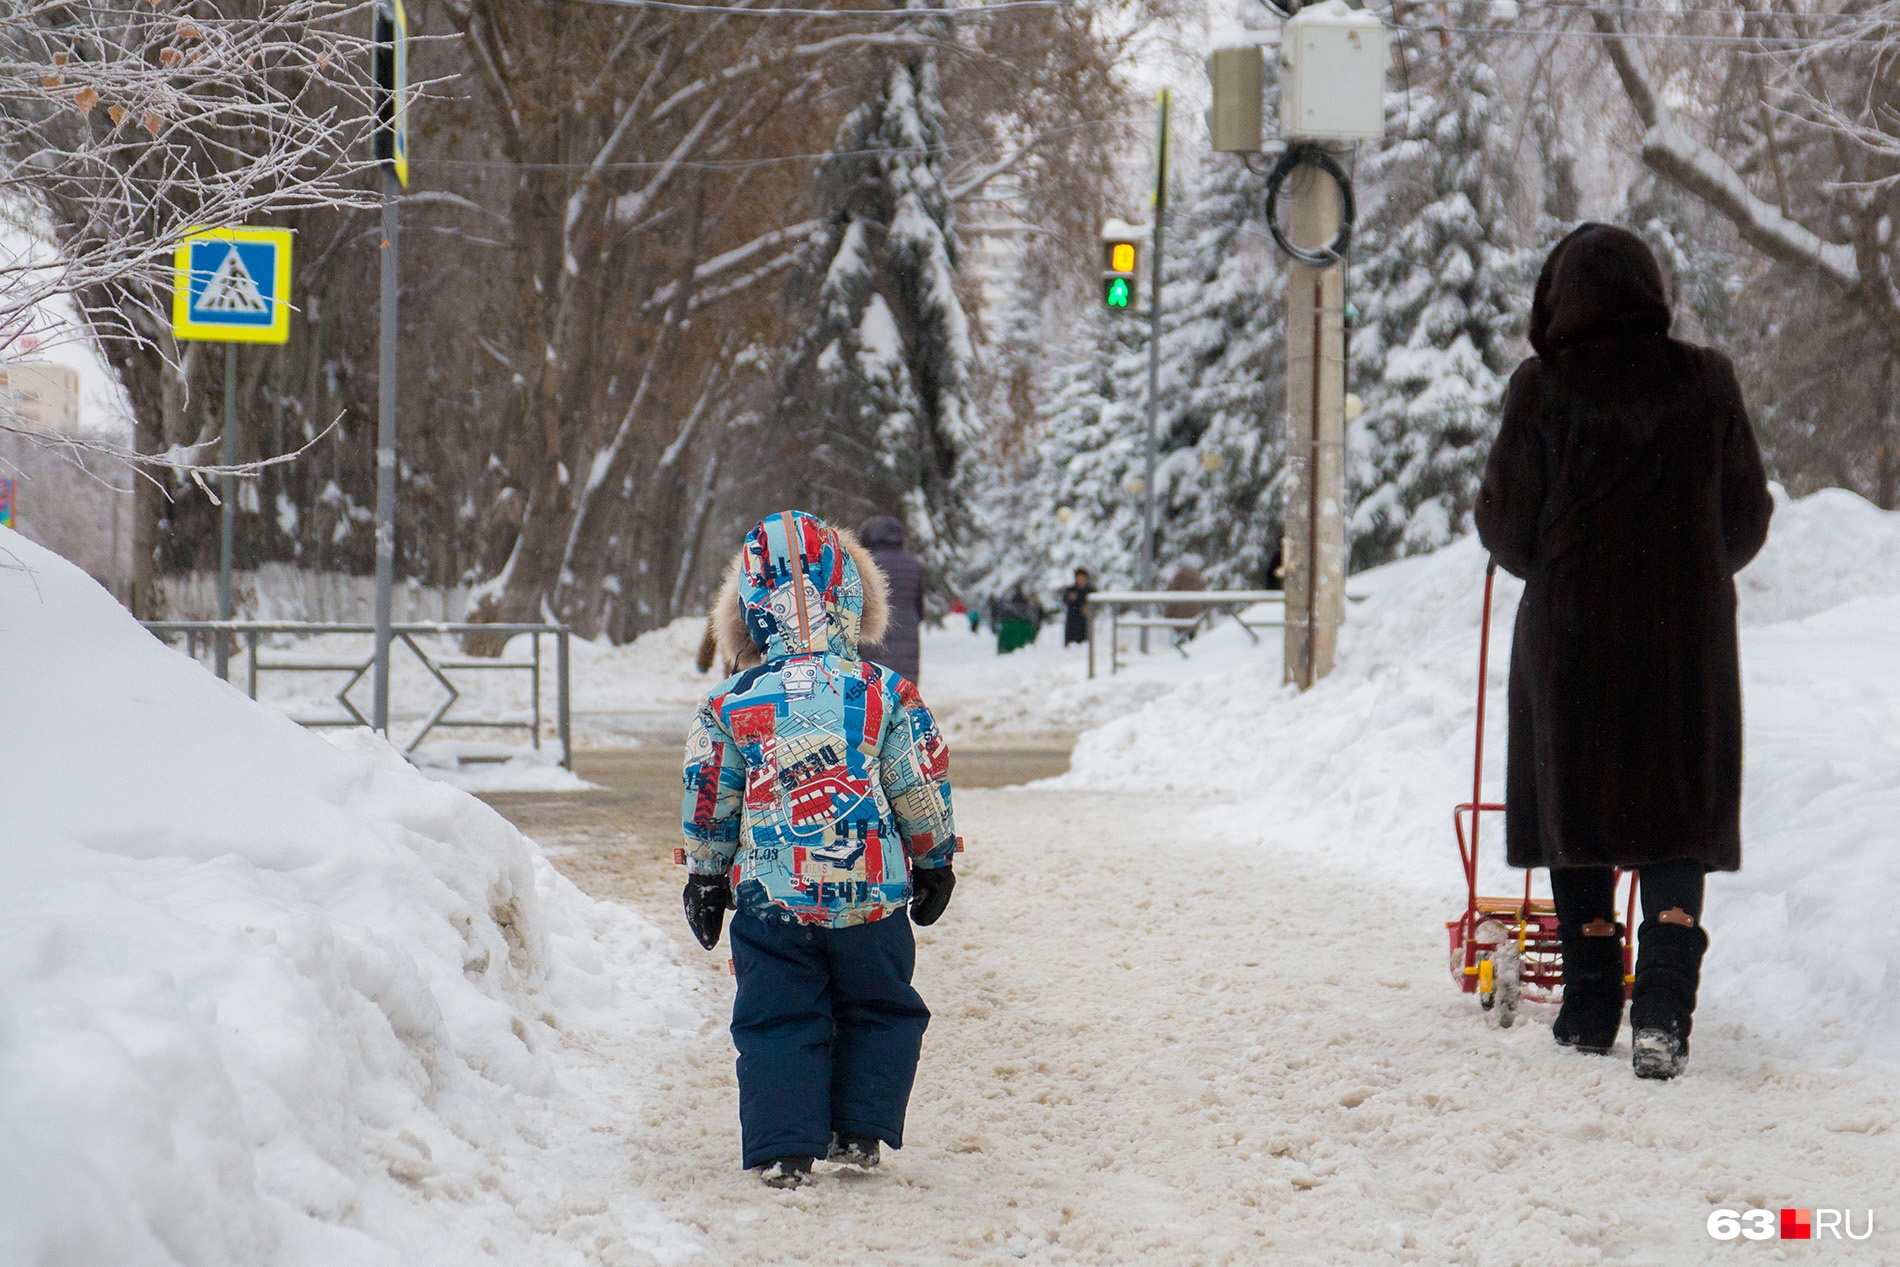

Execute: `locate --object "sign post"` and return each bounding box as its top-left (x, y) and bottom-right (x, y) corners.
top-left (171, 225), bottom-right (295, 678)
top-left (371, 0), bottom-right (409, 736)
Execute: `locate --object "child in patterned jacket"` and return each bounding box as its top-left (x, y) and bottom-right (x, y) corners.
top-left (680, 510), bottom-right (959, 1189)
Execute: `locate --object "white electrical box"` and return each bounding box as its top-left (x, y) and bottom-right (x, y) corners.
top-left (1278, 0), bottom-right (1388, 143)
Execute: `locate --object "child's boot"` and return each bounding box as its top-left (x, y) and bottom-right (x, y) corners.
top-left (827, 1132), bottom-right (881, 1169)
top-left (756, 1156), bottom-right (815, 1189)
top-left (1553, 917), bottom-right (1625, 1054)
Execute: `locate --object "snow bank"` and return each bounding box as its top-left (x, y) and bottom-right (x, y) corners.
top-left (1060, 486), bottom-right (1900, 1059)
top-left (0, 534), bottom-right (705, 1264)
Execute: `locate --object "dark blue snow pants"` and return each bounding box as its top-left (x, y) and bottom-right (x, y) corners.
top-left (728, 909), bottom-right (930, 1169)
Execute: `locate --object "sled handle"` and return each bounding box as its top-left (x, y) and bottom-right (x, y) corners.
top-left (1468, 559), bottom-right (1498, 912)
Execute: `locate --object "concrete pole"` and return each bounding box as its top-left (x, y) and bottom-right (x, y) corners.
top-left (371, 164), bottom-right (400, 734)
top-left (1281, 160), bottom-right (1346, 690)
top-left (217, 341), bottom-right (237, 679)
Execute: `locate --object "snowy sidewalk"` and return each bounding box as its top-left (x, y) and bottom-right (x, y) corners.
top-left (598, 788), bottom-right (1900, 1265)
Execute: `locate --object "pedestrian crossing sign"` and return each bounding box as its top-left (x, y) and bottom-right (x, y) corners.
top-left (171, 227), bottom-right (293, 344)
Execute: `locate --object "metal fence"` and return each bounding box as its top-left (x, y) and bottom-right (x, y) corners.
top-left (139, 620), bottom-right (573, 769)
top-left (1084, 590), bottom-right (1284, 677)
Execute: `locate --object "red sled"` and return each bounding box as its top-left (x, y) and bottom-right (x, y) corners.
top-left (1447, 560), bottom-right (1635, 1027)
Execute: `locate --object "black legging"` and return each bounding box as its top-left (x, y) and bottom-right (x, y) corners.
top-left (1549, 859), bottom-right (1706, 931)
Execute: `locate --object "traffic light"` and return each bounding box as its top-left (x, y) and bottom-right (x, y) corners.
top-left (1102, 229), bottom-right (1142, 312)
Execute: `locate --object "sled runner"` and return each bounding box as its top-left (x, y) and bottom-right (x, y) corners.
top-left (1446, 560), bottom-right (1636, 1028)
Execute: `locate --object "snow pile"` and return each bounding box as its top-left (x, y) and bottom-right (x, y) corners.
top-left (0, 534), bottom-right (706, 1265)
top-left (917, 618), bottom-right (1260, 744)
top-left (1061, 486), bottom-right (1900, 1058)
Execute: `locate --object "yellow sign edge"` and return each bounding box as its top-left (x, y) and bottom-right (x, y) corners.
top-left (171, 226), bottom-right (294, 345)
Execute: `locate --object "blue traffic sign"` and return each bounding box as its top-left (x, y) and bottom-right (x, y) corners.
top-left (171, 227), bottom-right (293, 344)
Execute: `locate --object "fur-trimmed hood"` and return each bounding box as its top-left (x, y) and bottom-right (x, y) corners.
top-left (711, 510), bottom-right (889, 669)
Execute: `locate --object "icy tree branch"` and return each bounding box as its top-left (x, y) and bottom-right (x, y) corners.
top-left (1593, 9), bottom-right (1861, 290)
top-left (644, 218), bottom-right (818, 309)
top-left (0, 0), bottom-right (379, 361)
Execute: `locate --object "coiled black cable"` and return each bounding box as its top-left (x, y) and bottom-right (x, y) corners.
top-left (1264, 143), bottom-right (1355, 267)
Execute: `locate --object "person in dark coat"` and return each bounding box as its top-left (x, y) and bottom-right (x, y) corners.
top-left (858, 515), bottom-right (925, 682)
top-left (1061, 568), bottom-right (1093, 646)
top-left (1475, 223), bottom-right (1773, 1081)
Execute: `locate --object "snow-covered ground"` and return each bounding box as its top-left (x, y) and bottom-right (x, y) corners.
top-left (1058, 485), bottom-right (1900, 1061)
top-left (626, 788), bottom-right (1900, 1264)
top-left (0, 534), bottom-right (713, 1264)
top-left (9, 482), bottom-right (1900, 1263)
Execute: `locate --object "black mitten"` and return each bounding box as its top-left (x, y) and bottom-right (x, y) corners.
top-left (909, 866), bottom-right (955, 926)
top-left (683, 874), bottom-right (731, 950)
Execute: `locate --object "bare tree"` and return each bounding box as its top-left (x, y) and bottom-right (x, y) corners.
top-left (1586, 1), bottom-right (1900, 501)
top-left (0, 0), bottom-right (379, 613)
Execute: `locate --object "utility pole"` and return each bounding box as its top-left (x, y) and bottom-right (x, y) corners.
top-left (1207, 3), bottom-right (1386, 690)
top-left (371, 0), bottom-right (409, 736)
top-left (1281, 167), bottom-right (1345, 689)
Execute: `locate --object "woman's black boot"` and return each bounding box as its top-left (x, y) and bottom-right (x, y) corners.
top-left (1553, 920), bottom-right (1625, 1054)
top-left (1630, 919), bottom-right (1708, 1080)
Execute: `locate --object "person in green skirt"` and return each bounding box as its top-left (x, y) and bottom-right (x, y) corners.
top-left (988, 584), bottom-right (1045, 654)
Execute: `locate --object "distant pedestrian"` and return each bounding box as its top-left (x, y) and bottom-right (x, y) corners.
top-left (683, 511), bottom-right (959, 1188)
top-left (1162, 557), bottom-right (1207, 646)
top-left (1061, 568), bottom-right (1093, 646)
top-left (989, 584), bottom-right (1043, 654)
top-left (858, 515), bottom-right (924, 683)
top-left (1476, 223), bottom-right (1773, 1081)
top-left (1162, 556), bottom-right (1205, 621)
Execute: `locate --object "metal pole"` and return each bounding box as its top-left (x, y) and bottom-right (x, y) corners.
top-left (1086, 600), bottom-right (1095, 680)
top-left (556, 627), bottom-right (572, 771)
top-left (371, 165), bottom-right (400, 734)
top-left (1141, 88), bottom-right (1170, 652)
top-left (217, 341), bottom-right (237, 679)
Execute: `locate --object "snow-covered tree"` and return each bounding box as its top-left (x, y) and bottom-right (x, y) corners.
top-left (969, 147), bottom-right (1288, 601)
top-left (1348, 19), bottom-right (1537, 569)
top-left (1149, 154), bottom-right (1286, 589)
top-left (768, 36), bottom-right (978, 570)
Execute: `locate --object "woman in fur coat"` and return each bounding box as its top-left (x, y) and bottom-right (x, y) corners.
top-left (1476, 224), bottom-right (1774, 1080)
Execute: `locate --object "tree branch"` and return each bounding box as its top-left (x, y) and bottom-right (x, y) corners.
top-left (1593, 9), bottom-right (1860, 289)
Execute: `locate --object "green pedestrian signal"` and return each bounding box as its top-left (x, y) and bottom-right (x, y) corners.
top-left (1101, 225), bottom-right (1143, 313)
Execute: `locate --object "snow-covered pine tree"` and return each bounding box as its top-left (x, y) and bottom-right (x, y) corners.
top-left (1348, 11), bottom-right (1537, 569)
top-left (768, 25), bottom-right (978, 569)
top-left (1150, 152), bottom-right (1287, 589)
top-left (1028, 306), bottom-right (1150, 590)
top-left (975, 146), bottom-right (1290, 603)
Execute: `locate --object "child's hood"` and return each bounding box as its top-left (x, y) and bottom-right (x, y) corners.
top-left (711, 510), bottom-right (889, 665)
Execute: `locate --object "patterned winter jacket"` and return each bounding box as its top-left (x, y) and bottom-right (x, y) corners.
top-left (681, 510), bottom-right (958, 929)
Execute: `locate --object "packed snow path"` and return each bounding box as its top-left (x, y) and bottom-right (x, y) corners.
top-left (506, 775), bottom-right (1900, 1265)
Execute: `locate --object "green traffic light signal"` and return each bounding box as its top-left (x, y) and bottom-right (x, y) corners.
top-left (1105, 276), bottom-right (1132, 309)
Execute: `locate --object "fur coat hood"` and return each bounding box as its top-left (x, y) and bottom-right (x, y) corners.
top-left (1529, 222), bottom-right (1672, 357)
top-left (711, 510), bottom-right (889, 670)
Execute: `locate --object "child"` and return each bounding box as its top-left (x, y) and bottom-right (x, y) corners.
top-left (680, 510), bottom-right (959, 1189)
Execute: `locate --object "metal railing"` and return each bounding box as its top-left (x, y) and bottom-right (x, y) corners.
top-left (139, 620), bottom-right (572, 770)
top-left (1085, 590), bottom-right (1284, 677)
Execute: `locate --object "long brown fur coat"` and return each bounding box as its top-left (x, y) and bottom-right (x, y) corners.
top-left (1476, 224), bottom-right (1774, 872)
